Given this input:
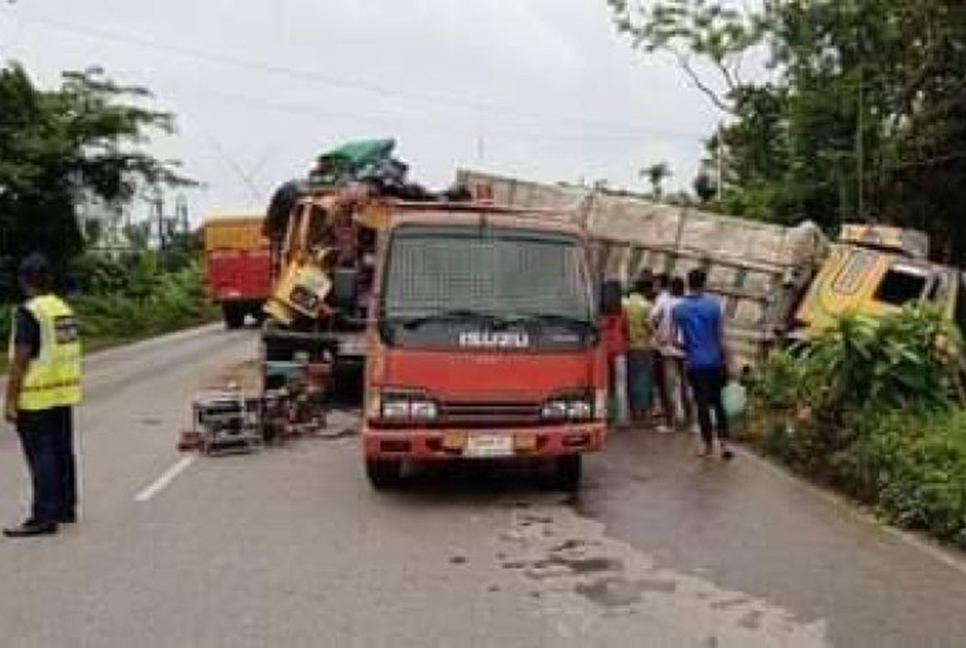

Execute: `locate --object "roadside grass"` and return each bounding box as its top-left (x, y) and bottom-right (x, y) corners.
top-left (742, 308), bottom-right (966, 549)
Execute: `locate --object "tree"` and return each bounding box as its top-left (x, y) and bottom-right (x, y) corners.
top-left (693, 167), bottom-right (717, 204)
top-left (607, 0), bottom-right (966, 260)
top-left (0, 64), bottom-right (191, 264)
top-left (640, 162), bottom-right (672, 200)
top-left (608, 0), bottom-right (767, 115)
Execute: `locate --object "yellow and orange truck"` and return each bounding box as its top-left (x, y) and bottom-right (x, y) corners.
top-left (791, 223), bottom-right (966, 337)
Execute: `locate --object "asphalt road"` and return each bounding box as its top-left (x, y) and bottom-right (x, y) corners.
top-left (1, 326), bottom-right (965, 647)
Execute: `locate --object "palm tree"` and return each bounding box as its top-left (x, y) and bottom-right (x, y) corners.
top-left (640, 162), bottom-right (672, 201)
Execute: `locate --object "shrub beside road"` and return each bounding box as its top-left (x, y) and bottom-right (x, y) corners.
top-left (0, 253), bottom-right (217, 358)
top-left (744, 308), bottom-right (966, 548)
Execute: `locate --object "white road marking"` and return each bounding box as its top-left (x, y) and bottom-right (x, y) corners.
top-left (135, 456), bottom-right (196, 502)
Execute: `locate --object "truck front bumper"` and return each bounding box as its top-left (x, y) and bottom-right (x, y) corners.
top-left (363, 422), bottom-right (606, 461)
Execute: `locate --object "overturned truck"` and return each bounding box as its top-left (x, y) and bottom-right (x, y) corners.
top-left (457, 170), bottom-right (829, 368)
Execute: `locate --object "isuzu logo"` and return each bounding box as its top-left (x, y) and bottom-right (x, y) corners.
top-left (458, 330), bottom-right (531, 349)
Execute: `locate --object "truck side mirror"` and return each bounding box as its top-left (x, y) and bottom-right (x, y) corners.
top-left (332, 268), bottom-right (360, 310)
top-left (600, 279), bottom-right (624, 316)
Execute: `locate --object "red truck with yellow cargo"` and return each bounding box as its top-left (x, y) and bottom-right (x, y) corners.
top-left (203, 214), bottom-right (273, 328)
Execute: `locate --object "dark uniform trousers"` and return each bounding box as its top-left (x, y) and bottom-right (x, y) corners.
top-left (17, 406), bottom-right (76, 523)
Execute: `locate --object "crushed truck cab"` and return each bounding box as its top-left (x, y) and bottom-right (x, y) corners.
top-left (362, 204), bottom-right (607, 490)
top-left (792, 223), bottom-right (966, 338)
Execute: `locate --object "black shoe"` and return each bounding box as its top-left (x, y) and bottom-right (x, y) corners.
top-left (722, 449), bottom-right (735, 461)
top-left (3, 520), bottom-right (58, 538)
top-left (59, 511), bottom-right (77, 524)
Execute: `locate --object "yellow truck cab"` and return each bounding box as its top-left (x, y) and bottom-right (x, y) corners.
top-left (792, 224), bottom-right (966, 337)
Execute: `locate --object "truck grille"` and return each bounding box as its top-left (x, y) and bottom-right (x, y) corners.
top-left (440, 401), bottom-right (543, 427)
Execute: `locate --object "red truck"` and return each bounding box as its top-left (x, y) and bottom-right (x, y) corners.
top-left (362, 202), bottom-right (607, 490)
top-left (203, 214), bottom-right (273, 328)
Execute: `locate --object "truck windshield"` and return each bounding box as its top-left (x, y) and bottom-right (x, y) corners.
top-left (381, 226), bottom-right (594, 326)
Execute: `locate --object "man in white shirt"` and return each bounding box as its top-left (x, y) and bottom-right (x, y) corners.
top-left (651, 275), bottom-right (692, 430)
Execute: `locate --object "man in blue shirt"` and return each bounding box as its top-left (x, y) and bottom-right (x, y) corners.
top-left (672, 268), bottom-right (733, 460)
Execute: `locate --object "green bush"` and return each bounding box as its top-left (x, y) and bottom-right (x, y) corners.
top-left (747, 307), bottom-right (966, 548)
top-left (793, 308), bottom-right (961, 416)
top-left (0, 258), bottom-right (215, 355)
top-left (71, 262), bottom-right (214, 343)
top-left (830, 409), bottom-right (966, 546)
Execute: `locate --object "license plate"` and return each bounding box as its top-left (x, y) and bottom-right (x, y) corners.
top-left (464, 434), bottom-right (514, 458)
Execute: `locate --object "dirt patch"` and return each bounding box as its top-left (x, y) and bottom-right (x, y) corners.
top-left (198, 360), bottom-right (262, 395)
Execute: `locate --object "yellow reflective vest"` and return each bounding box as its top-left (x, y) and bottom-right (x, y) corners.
top-left (9, 294), bottom-right (83, 411)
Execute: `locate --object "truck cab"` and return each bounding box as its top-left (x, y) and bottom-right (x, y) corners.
top-left (792, 224), bottom-right (966, 337)
top-left (363, 203), bottom-right (607, 490)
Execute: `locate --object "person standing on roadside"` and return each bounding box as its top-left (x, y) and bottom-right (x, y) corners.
top-left (652, 275), bottom-right (693, 432)
top-left (601, 280), bottom-right (630, 428)
top-left (672, 268), bottom-right (732, 460)
top-left (667, 277), bottom-right (694, 426)
top-left (4, 253), bottom-right (83, 538)
top-left (650, 274), bottom-right (676, 432)
top-left (623, 273), bottom-right (655, 426)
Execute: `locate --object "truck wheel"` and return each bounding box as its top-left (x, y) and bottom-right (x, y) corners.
top-left (554, 455), bottom-right (582, 491)
top-left (366, 459), bottom-right (403, 490)
top-left (223, 304), bottom-right (245, 329)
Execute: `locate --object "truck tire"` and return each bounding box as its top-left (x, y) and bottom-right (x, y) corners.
top-left (554, 455), bottom-right (582, 491)
top-left (223, 304), bottom-right (245, 329)
top-left (366, 459), bottom-right (403, 490)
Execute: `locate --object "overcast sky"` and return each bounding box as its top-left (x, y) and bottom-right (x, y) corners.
top-left (0, 0), bottom-right (721, 223)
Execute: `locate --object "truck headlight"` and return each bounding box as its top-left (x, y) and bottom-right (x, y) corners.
top-left (410, 401), bottom-right (438, 421)
top-left (542, 396), bottom-right (594, 421)
top-left (381, 399), bottom-right (411, 420)
top-left (541, 400), bottom-right (569, 420)
top-left (379, 391), bottom-right (438, 422)
top-left (567, 401), bottom-right (593, 420)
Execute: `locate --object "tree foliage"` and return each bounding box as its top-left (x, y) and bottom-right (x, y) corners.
top-left (0, 64), bottom-right (190, 263)
top-left (640, 161), bottom-right (672, 199)
top-left (608, 0), bottom-right (966, 261)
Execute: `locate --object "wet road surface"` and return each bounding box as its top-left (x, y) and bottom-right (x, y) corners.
top-left (0, 326), bottom-right (963, 646)
top-left (583, 429), bottom-right (966, 646)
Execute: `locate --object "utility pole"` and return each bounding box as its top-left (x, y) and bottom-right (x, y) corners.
top-left (154, 193), bottom-right (165, 250)
top-left (856, 66), bottom-right (866, 222)
top-left (716, 124), bottom-right (724, 202)
top-left (176, 194), bottom-right (189, 235)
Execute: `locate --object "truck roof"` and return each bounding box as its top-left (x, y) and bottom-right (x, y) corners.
top-left (203, 212), bottom-right (265, 226)
top-left (386, 201), bottom-right (585, 237)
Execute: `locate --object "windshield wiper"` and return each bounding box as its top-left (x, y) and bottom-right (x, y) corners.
top-left (395, 309), bottom-right (504, 330)
top-left (503, 313), bottom-right (595, 331)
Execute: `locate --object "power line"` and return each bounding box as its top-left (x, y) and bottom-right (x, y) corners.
top-left (15, 10), bottom-right (701, 140)
top-left (165, 77), bottom-right (700, 145)
top-left (204, 136), bottom-right (265, 202)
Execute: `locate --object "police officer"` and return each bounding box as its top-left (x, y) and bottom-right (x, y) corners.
top-left (4, 253), bottom-right (83, 538)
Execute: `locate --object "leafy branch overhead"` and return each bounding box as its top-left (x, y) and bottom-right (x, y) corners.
top-left (608, 0), bottom-right (767, 114)
top-left (0, 64), bottom-right (193, 260)
top-left (607, 0), bottom-right (966, 263)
